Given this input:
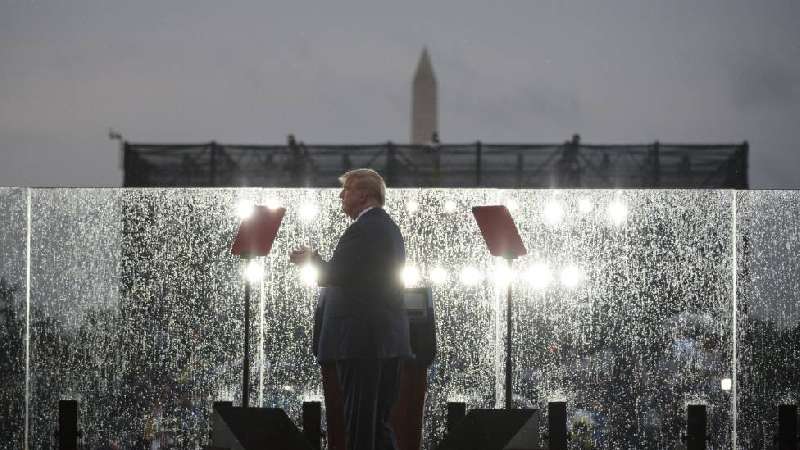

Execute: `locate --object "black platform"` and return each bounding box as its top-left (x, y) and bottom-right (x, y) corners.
top-left (436, 408), bottom-right (540, 450)
top-left (211, 406), bottom-right (312, 450)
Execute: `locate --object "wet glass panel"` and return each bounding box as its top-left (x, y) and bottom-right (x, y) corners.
top-left (511, 190), bottom-right (734, 448)
top-left (0, 188), bottom-right (27, 450)
top-left (28, 189), bottom-right (123, 449)
top-left (736, 191), bottom-right (800, 448)
top-left (21, 188), bottom-right (749, 449)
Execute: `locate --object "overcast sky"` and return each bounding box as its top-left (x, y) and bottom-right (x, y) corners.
top-left (1, 0), bottom-right (799, 187)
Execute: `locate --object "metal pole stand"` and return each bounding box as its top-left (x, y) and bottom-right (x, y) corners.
top-left (242, 277), bottom-right (251, 408)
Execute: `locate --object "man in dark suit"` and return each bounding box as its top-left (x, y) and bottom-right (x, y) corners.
top-left (290, 168), bottom-right (411, 450)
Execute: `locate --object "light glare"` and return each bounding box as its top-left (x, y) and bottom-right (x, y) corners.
top-left (443, 200), bottom-right (458, 213)
top-left (244, 260), bottom-right (264, 283)
top-left (543, 202), bottom-right (564, 225)
top-left (608, 200), bottom-right (628, 225)
top-left (527, 262), bottom-right (553, 290)
top-left (460, 267), bottom-right (483, 286)
top-left (301, 264), bottom-right (319, 286)
top-left (721, 378), bottom-right (732, 391)
top-left (402, 265), bottom-right (420, 288)
top-left (492, 261), bottom-right (514, 286)
top-left (560, 265), bottom-right (584, 288)
top-left (236, 200), bottom-right (254, 220)
top-left (265, 198), bottom-right (282, 210)
top-left (430, 266), bottom-right (449, 284)
top-left (407, 200), bottom-right (420, 213)
top-left (299, 203), bottom-right (319, 222)
top-left (578, 198), bottom-right (594, 214)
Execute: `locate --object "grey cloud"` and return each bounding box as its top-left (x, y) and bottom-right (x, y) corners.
top-left (728, 56), bottom-right (800, 109)
top-left (447, 82), bottom-right (583, 132)
top-left (2, 0), bottom-right (800, 186)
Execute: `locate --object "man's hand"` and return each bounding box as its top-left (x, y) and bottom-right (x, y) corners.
top-left (289, 246), bottom-right (322, 265)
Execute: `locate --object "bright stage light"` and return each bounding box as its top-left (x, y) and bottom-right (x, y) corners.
top-left (608, 200), bottom-right (628, 225)
top-left (406, 200), bottom-right (420, 214)
top-left (543, 202), bottom-right (564, 225)
top-left (492, 261), bottom-right (514, 286)
top-left (244, 260), bottom-right (264, 283)
top-left (430, 266), bottom-right (449, 284)
top-left (402, 265), bottom-right (420, 288)
top-left (460, 267), bottom-right (483, 286)
top-left (299, 203), bottom-right (319, 222)
top-left (578, 198), bottom-right (594, 214)
top-left (559, 265), bottom-right (584, 288)
top-left (300, 264), bottom-right (319, 287)
top-left (265, 198), bottom-right (283, 210)
top-left (527, 262), bottom-right (553, 290)
top-left (721, 378), bottom-right (732, 391)
top-left (236, 200), bottom-right (254, 220)
top-left (443, 200), bottom-right (458, 213)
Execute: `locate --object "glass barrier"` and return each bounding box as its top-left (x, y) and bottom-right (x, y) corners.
top-left (512, 190), bottom-right (734, 447)
top-left (2, 188), bottom-right (798, 449)
top-left (0, 188), bottom-right (27, 450)
top-left (736, 191), bottom-right (800, 448)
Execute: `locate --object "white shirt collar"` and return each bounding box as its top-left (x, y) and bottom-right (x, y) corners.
top-left (355, 206), bottom-right (376, 221)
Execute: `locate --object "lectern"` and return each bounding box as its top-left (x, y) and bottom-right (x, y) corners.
top-left (317, 288), bottom-right (437, 450)
top-left (472, 205), bottom-right (527, 410)
top-left (231, 205), bottom-right (286, 407)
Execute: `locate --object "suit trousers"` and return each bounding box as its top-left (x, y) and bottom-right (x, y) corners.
top-left (336, 358), bottom-right (401, 450)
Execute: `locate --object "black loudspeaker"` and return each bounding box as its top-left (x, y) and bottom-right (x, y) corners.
top-left (547, 402), bottom-right (567, 450)
top-left (211, 405), bottom-right (313, 450)
top-left (302, 401), bottom-right (322, 450)
top-left (58, 400), bottom-right (79, 450)
top-left (436, 409), bottom-right (540, 450)
top-left (778, 404), bottom-right (798, 450)
top-left (686, 404), bottom-right (707, 450)
top-left (446, 402), bottom-right (467, 433)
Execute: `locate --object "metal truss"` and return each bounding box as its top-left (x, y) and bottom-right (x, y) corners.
top-left (123, 138), bottom-right (748, 189)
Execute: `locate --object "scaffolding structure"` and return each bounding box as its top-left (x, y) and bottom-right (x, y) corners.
top-left (122, 136), bottom-right (748, 188)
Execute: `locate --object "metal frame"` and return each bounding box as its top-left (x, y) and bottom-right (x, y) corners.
top-left (123, 139), bottom-right (748, 189)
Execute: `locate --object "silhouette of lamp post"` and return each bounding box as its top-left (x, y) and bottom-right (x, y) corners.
top-left (231, 204), bottom-right (286, 407)
top-left (472, 205), bottom-right (527, 410)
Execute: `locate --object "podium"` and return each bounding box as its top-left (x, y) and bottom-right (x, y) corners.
top-left (472, 205), bottom-right (527, 410)
top-left (319, 288), bottom-right (436, 450)
top-left (231, 205), bottom-right (286, 407)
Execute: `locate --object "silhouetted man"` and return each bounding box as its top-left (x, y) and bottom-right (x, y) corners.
top-left (290, 168), bottom-right (411, 450)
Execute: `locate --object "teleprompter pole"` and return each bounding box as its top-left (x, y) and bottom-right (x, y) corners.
top-left (230, 205), bottom-right (286, 409)
top-left (470, 205), bottom-right (527, 410)
top-left (505, 257), bottom-right (513, 410)
top-left (242, 279), bottom-right (251, 408)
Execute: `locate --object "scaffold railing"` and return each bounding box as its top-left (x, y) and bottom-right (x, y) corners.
top-left (122, 137), bottom-right (748, 188)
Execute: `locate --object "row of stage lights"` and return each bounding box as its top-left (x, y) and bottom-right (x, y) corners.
top-left (399, 262), bottom-right (586, 289)
top-left (236, 198), bottom-right (630, 226)
top-left (244, 259), bottom-right (587, 290)
top-left (237, 199), bottom-right (601, 289)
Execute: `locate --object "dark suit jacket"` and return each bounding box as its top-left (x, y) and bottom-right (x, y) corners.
top-left (313, 207), bottom-right (411, 362)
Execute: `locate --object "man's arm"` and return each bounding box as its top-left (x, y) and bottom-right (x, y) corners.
top-left (288, 226), bottom-right (369, 287)
top-left (317, 223), bottom-right (371, 287)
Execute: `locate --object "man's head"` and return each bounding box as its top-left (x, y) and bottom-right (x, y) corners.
top-left (338, 168), bottom-right (386, 219)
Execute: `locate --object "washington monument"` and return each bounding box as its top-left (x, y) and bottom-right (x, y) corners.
top-left (411, 48), bottom-right (438, 145)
